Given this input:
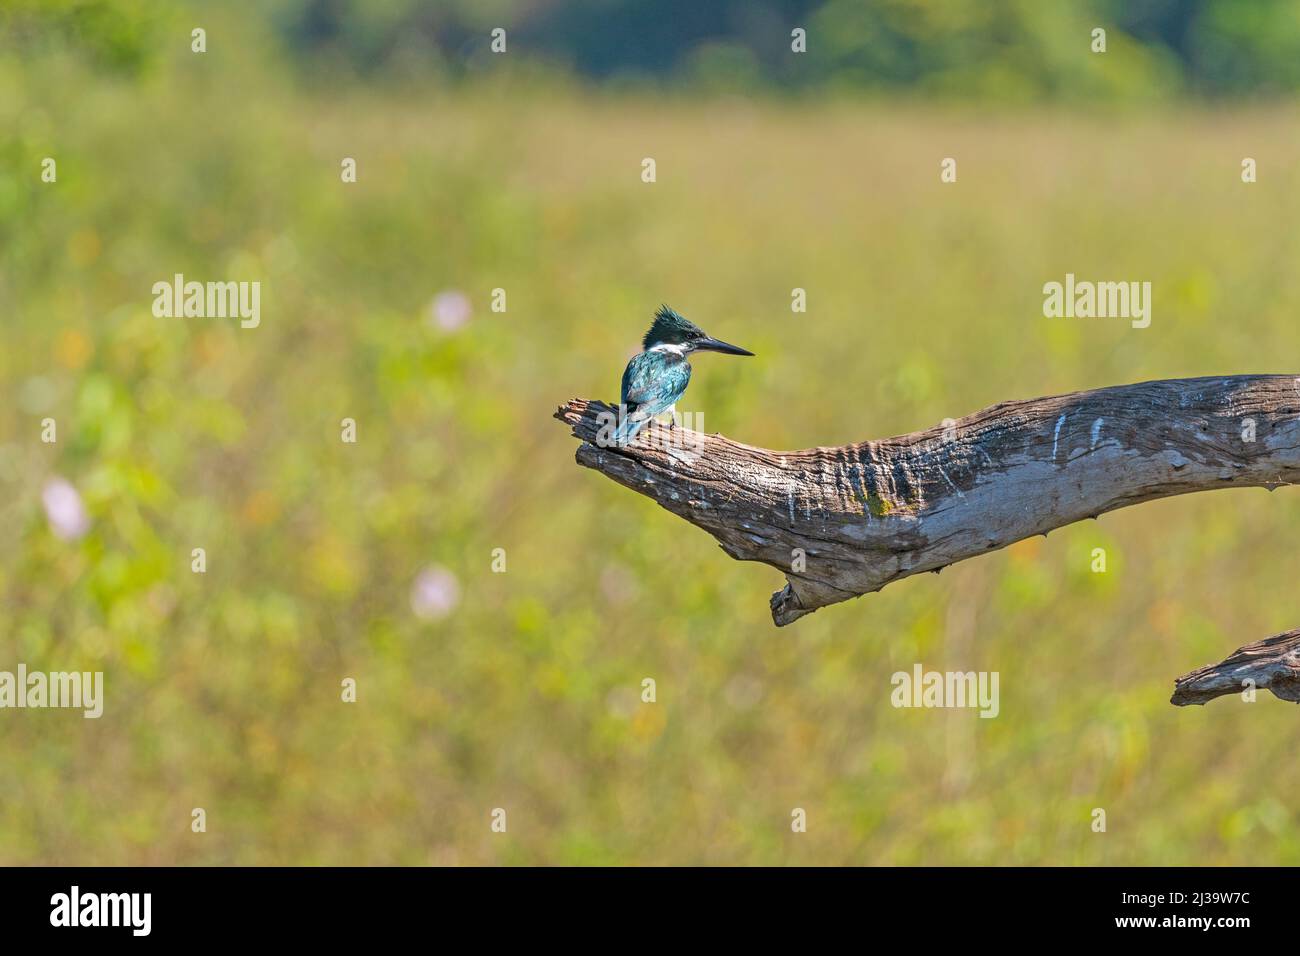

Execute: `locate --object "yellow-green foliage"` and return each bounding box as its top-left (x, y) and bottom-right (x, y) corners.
top-left (3, 37), bottom-right (1300, 865)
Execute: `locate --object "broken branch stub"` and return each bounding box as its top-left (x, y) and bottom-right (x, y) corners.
top-left (1171, 629), bottom-right (1300, 706)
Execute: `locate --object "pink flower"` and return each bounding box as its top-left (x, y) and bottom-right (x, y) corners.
top-left (429, 291), bottom-right (472, 332)
top-left (410, 565), bottom-right (460, 620)
top-left (42, 476), bottom-right (90, 541)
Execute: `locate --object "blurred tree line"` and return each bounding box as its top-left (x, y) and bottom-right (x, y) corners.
top-left (4, 0), bottom-right (1300, 98)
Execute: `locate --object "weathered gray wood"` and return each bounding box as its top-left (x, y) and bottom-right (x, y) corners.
top-left (1172, 629), bottom-right (1300, 706)
top-left (558, 375), bottom-right (1300, 706)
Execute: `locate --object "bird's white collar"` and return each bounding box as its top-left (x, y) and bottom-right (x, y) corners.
top-left (648, 343), bottom-right (688, 357)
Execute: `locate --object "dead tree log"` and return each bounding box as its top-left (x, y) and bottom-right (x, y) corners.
top-left (557, 374), bottom-right (1300, 705)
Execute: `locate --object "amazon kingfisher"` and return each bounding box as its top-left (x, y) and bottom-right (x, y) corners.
top-left (614, 305), bottom-right (754, 443)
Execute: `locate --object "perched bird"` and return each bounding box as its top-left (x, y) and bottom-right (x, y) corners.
top-left (614, 305), bottom-right (754, 443)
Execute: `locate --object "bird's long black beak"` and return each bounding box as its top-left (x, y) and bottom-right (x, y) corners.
top-left (694, 337), bottom-right (754, 356)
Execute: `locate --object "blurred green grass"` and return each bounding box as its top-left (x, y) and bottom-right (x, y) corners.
top-left (3, 41), bottom-right (1300, 865)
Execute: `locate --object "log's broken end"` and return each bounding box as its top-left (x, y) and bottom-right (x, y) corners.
top-left (554, 397), bottom-right (613, 442)
top-left (771, 582), bottom-right (814, 627)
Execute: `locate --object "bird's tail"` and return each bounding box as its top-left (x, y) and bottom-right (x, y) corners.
top-left (613, 410), bottom-right (648, 444)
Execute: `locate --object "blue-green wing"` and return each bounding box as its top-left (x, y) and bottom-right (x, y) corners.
top-left (660, 361), bottom-right (691, 410)
top-left (621, 352), bottom-right (690, 415)
top-left (618, 348), bottom-right (691, 413)
top-left (620, 352), bottom-right (653, 408)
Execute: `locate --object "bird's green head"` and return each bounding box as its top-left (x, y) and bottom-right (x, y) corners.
top-left (643, 305), bottom-right (704, 348)
top-left (642, 305), bottom-right (755, 356)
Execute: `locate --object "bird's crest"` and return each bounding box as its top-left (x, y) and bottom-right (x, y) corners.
top-left (643, 305), bottom-right (704, 349)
